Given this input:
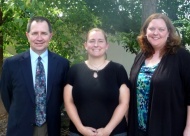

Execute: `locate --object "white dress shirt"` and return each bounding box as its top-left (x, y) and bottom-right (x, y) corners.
top-left (30, 48), bottom-right (48, 91)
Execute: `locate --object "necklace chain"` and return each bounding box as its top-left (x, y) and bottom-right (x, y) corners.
top-left (87, 60), bottom-right (106, 78)
top-left (88, 60), bottom-right (106, 72)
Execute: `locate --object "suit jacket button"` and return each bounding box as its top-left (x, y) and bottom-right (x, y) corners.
top-left (31, 123), bottom-right (35, 126)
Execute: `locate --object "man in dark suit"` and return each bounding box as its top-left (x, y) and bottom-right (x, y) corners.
top-left (0, 16), bottom-right (69, 136)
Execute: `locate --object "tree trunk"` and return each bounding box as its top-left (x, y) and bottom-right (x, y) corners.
top-left (0, 8), bottom-right (3, 75)
top-left (142, 0), bottom-right (158, 25)
top-left (0, 6), bottom-right (7, 115)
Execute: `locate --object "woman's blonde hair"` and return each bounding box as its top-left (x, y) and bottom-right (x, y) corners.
top-left (86, 28), bottom-right (107, 43)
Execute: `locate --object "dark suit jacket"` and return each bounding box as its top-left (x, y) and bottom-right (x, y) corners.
top-left (0, 50), bottom-right (69, 136)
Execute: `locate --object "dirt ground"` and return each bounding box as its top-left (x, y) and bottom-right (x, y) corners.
top-left (0, 98), bottom-right (6, 114)
top-left (0, 99), bottom-right (7, 136)
top-left (0, 100), bottom-right (69, 136)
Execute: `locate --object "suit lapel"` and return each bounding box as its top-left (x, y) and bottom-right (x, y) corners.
top-left (47, 51), bottom-right (57, 102)
top-left (20, 51), bottom-right (35, 104)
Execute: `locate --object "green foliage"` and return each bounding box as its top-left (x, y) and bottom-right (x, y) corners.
top-left (2, 0), bottom-right (190, 59)
top-left (157, 0), bottom-right (184, 20)
top-left (83, 0), bottom-right (142, 54)
top-left (85, 0), bottom-right (190, 54)
top-left (85, 0), bottom-right (141, 33)
top-left (110, 32), bottom-right (139, 54)
top-left (2, 0), bottom-right (101, 64)
top-left (174, 18), bottom-right (190, 46)
top-left (157, 0), bottom-right (190, 47)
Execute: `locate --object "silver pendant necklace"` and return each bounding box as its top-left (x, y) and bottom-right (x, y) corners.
top-left (88, 60), bottom-right (106, 78)
top-left (93, 71), bottom-right (98, 78)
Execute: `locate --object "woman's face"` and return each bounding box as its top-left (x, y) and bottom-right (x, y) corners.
top-left (84, 30), bottom-right (109, 58)
top-left (146, 19), bottom-right (169, 51)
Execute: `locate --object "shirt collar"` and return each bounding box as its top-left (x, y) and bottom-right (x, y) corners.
top-left (30, 48), bottom-right (48, 63)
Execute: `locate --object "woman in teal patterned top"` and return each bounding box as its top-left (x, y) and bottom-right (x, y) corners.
top-left (136, 63), bottom-right (158, 131)
top-left (128, 13), bottom-right (190, 136)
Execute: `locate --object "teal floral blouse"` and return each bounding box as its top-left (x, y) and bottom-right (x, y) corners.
top-left (136, 63), bottom-right (159, 131)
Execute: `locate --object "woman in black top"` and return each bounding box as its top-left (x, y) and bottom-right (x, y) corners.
top-left (64, 28), bottom-right (130, 136)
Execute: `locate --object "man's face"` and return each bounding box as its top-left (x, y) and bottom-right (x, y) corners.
top-left (26, 21), bottom-right (52, 55)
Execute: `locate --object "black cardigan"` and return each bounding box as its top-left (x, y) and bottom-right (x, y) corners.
top-left (128, 47), bottom-right (190, 136)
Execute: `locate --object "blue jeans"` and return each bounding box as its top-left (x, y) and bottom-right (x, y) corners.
top-left (69, 132), bottom-right (127, 136)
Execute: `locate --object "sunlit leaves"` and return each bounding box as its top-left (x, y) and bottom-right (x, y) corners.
top-left (2, 0), bottom-right (100, 64)
top-left (174, 18), bottom-right (190, 46)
